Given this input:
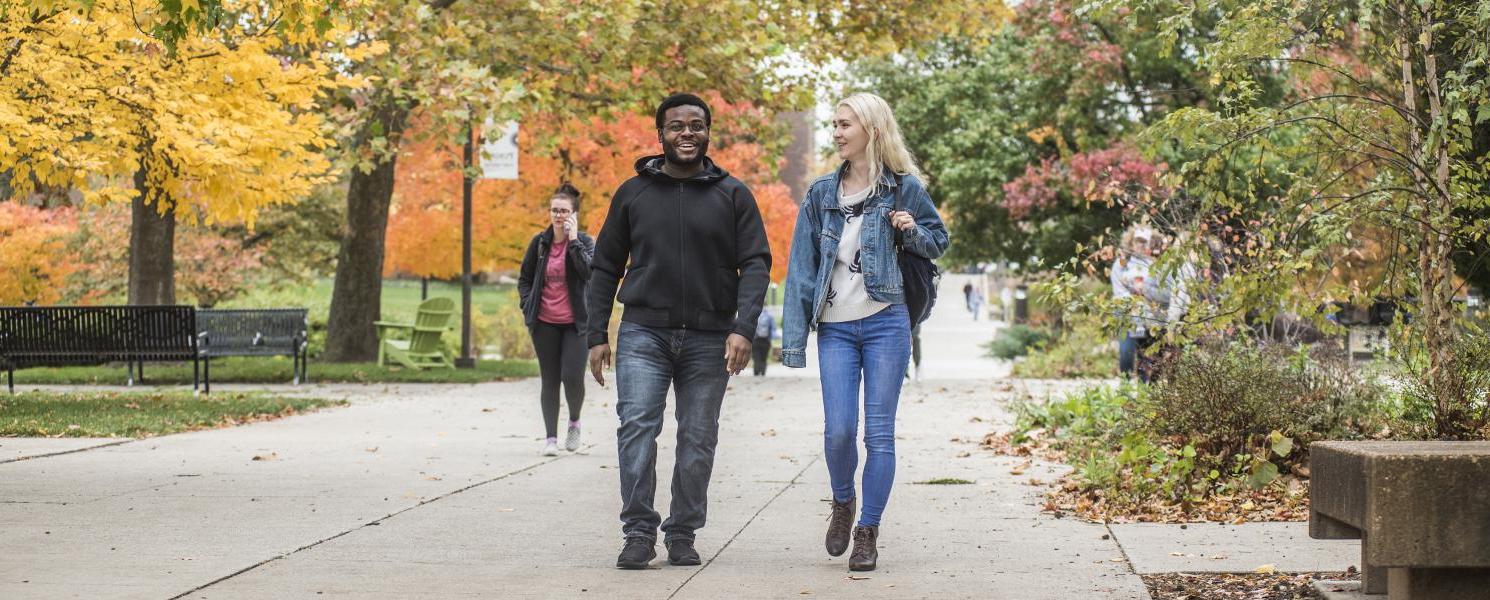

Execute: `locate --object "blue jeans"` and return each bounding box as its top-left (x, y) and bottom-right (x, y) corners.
top-left (614, 321), bottom-right (730, 543)
top-left (1118, 333), bottom-right (1139, 377)
top-left (817, 303), bottom-right (911, 527)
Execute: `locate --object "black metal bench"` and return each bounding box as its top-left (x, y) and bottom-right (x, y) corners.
top-left (0, 305), bottom-right (204, 393)
top-left (197, 308), bottom-right (309, 391)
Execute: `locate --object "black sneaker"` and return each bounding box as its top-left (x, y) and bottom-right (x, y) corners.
top-left (616, 537), bottom-right (656, 570)
top-left (666, 539), bottom-right (701, 566)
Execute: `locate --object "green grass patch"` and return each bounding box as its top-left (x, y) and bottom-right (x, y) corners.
top-left (0, 390), bottom-right (344, 438)
top-left (914, 477), bottom-right (975, 485)
top-left (8, 357), bottom-right (539, 386)
top-left (228, 278), bottom-right (517, 327)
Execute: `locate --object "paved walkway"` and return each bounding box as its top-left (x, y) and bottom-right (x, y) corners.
top-left (0, 277), bottom-right (1355, 599)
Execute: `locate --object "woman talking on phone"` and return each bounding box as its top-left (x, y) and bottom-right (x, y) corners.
top-left (518, 183), bottom-right (595, 456)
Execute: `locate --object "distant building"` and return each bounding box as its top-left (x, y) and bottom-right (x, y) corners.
top-left (776, 110), bottom-right (815, 203)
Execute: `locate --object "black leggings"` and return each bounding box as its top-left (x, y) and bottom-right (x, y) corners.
top-left (531, 321), bottom-right (586, 438)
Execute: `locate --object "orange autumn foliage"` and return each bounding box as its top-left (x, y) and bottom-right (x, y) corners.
top-left (387, 98), bottom-right (798, 282)
top-left (0, 203), bottom-right (79, 305)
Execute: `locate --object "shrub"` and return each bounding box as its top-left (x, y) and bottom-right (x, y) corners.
top-left (1396, 330), bottom-right (1490, 440)
top-left (986, 324), bottom-right (1050, 360)
top-left (472, 302), bottom-right (535, 360)
top-left (1142, 341), bottom-right (1385, 462)
top-left (1010, 313), bottom-right (1117, 379)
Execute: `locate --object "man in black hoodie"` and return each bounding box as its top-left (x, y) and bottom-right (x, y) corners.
top-left (587, 93), bottom-right (771, 569)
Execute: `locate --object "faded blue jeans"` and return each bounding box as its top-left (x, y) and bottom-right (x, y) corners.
top-left (818, 303), bottom-right (911, 527)
top-left (614, 321), bottom-right (730, 543)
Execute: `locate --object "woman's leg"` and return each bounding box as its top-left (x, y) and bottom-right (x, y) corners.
top-left (531, 322), bottom-right (564, 439)
top-left (858, 305), bottom-right (911, 527)
top-left (817, 320), bottom-right (863, 504)
top-left (559, 324), bottom-right (587, 422)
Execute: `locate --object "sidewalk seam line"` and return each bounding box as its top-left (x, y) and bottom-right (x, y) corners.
top-left (667, 456), bottom-right (819, 600)
top-left (166, 449), bottom-right (582, 600)
top-left (0, 439), bottom-right (136, 464)
top-left (1104, 522), bottom-right (1156, 600)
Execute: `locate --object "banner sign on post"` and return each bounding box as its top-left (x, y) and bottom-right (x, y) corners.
top-left (479, 120), bottom-right (520, 180)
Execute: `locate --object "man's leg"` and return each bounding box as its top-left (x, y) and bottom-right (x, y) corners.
top-left (614, 322), bottom-right (673, 542)
top-left (660, 329), bottom-right (730, 544)
top-left (752, 337), bottom-right (770, 376)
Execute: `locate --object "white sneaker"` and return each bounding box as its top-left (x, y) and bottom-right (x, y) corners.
top-left (914, 365), bottom-right (924, 382)
top-left (542, 440), bottom-right (559, 456)
top-left (565, 423), bottom-right (581, 451)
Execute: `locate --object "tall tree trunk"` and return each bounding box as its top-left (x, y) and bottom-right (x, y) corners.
top-left (1401, 4), bottom-right (1461, 437)
top-left (323, 102), bottom-right (409, 362)
top-left (127, 166), bottom-right (176, 305)
top-left (1420, 4), bottom-right (1461, 437)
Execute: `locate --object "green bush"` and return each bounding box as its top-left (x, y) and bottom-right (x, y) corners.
top-left (473, 302), bottom-right (536, 360)
top-left (1142, 341), bottom-right (1385, 461)
top-left (1009, 314), bottom-right (1117, 379)
top-left (986, 324), bottom-right (1050, 360)
top-left (1395, 330), bottom-right (1490, 439)
top-left (1008, 343), bottom-right (1395, 514)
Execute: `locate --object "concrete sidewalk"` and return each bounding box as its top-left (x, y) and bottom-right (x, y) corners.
top-left (3, 373), bottom-right (1156, 599)
top-left (1, 288), bottom-right (1358, 599)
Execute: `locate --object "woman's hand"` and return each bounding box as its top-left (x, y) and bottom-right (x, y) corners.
top-left (888, 210), bottom-right (915, 231)
top-left (565, 214), bottom-right (579, 240)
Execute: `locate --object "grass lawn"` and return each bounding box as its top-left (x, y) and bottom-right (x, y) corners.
top-left (8, 357), bottom-right (538, 386)
top-left (0, 390), bottom-right (343, 438)
top-left (228, 277), bottom-right (518, 324)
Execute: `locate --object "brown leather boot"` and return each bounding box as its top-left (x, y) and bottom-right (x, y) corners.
top-left (825, 497), bottom-right (855, 556)
top-left (848, 525), bottom-right (878, 571)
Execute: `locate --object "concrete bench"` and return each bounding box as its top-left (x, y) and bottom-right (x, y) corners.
top-left (1309, 441), bottom-right (1490, 599)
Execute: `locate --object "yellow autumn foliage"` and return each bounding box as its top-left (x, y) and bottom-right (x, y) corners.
top-left (1, 0), bottom-right (341, 226)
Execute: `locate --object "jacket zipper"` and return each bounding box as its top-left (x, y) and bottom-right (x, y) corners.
top-left (678, 182), bottom-right (687, 329)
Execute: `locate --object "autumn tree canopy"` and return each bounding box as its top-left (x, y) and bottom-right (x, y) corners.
top-left (385, 97), bottom-right (798, 282)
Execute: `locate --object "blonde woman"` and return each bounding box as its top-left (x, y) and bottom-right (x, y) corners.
top-left (780, 92), bottom-right (949, 571)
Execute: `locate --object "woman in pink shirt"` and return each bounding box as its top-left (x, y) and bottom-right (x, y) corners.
top-left (518, 183), bottom-right (595, 456)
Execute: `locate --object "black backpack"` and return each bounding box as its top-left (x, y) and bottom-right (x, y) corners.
top-left (891, 175), bottom-right (940, 325)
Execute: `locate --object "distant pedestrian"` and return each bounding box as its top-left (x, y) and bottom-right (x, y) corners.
top-left (781, 92), bottom-right (949, 572)
top-left (963, 282), bottom-right (984, 320)
top-left (518, 183), bottom-right (594, 457)
top-left (753, 310), bottom-right (775, 376)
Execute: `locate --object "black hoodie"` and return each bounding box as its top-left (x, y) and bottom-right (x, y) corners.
top-left (586, 155), bottom-right (772, 347)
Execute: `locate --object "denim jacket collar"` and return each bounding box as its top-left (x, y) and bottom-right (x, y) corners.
top-left (822, 162), bottom-right (900, 211)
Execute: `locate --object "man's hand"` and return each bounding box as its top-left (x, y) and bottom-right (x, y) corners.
top-left (589, 344), bottom-right (612, 386)
top-left (724, 333), bottom-right (751, 376)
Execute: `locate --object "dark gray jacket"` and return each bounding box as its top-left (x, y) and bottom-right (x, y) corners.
top-left (518, 227), bottom-right (595, 334)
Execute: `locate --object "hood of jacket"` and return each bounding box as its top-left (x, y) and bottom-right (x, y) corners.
top-left (633, 154), bottom-right (729, 183)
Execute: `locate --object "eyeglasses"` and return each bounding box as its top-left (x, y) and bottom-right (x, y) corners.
top-left (662, 122), bottom-right (708, 134)
top-left (550, 208), bottom-right (573, 215)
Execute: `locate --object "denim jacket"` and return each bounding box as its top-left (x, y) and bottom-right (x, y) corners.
top-left (780, 166), bottom-right (950, 368)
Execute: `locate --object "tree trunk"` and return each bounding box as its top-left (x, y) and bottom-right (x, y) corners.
top-left (1401, 4), bottom-right (1461, 437)
top-left (1419, 4), bottom-right (1462, 438)
top-left (127, 167), bottom-right (176, 305)
top-left (323, 103), bottom-right (409, 362)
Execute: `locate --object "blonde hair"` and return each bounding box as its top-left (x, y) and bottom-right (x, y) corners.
top-left (836, 92), bottom-right (922, 197)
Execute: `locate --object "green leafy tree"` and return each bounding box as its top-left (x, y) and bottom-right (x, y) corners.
top-left (320, 0), bottom-right (1010, 361)
top-left (1123, 0), bottom-right (1490, 438)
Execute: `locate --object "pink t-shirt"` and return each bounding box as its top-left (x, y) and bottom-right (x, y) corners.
top-left (538, 238), bottom-right (573, 324)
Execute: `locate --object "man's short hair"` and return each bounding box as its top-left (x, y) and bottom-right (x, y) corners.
top-left (655, 93), bottom-right (712, 130)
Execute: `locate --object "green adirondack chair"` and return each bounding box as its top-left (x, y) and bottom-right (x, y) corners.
top-left (375, 297), bottom-right (456, 369)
